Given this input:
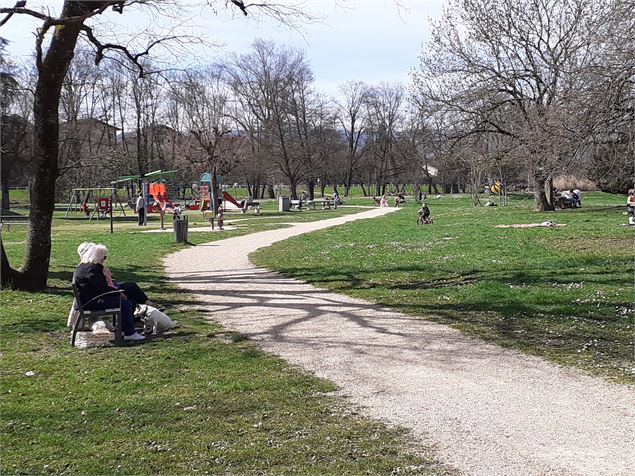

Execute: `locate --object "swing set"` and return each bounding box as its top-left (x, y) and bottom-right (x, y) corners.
top-left (63, 170), bottom-right (181, 231)
top-left (64, 187), bottom-right (128, 220)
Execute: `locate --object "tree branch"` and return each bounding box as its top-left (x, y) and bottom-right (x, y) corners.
top-left (1, 1), bottom-right (113, 27)
top-left (80, 24), bottom-right (185, 77)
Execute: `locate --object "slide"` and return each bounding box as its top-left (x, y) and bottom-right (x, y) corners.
top-left (149, 182), bottom-right (175, 212)
top-left (222, 191), bottom-right (244, 210)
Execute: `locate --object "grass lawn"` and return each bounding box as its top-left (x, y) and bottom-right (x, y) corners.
top-left (1, 202), bottom-right (448, 475)
top-left (252, 192), bottom-right (635, 384)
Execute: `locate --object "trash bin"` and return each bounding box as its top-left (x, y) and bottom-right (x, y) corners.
top-left (278, 196), bottom-right (290, 212)
top-left (173, 215), bottom-right (189, 243)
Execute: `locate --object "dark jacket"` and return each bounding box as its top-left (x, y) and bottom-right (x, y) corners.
top-left (72, 263), bottom-right (114, 306)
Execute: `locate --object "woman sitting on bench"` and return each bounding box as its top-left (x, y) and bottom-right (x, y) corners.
top-left (73, 244), bottom-right (145, 342)
top-left (77, 243), bottom-right (163, 310)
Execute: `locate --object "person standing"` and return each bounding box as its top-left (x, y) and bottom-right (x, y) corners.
top-left (216, 210), bottom-right (224, 230)
top-left (573, 188), bottom-right (582, 207)
top-left (135, 192), bottom-right (146, 226)
top-left (627, 189), bottom-right (635, 225)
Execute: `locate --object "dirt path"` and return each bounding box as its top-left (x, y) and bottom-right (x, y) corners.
top-left (164, 208), bottom-right (635, 475)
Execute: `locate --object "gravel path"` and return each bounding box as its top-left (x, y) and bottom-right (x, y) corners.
top-left (164, 208), bottom-right (635, 475)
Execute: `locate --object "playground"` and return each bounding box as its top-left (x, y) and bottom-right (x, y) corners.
top-left (1, 191), bottom-right (633, 474)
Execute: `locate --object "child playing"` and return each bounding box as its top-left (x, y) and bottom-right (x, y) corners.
top-left (216, 210), bottom-right (224, 230)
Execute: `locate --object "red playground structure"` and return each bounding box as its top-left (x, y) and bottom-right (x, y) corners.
top-left (147, 181), bottom-right (175, 213)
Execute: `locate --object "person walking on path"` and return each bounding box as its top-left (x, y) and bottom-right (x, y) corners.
top-left (135, 192), bottom-right (146, 226)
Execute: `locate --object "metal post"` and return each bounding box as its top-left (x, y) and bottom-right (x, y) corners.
top-left (110, 186), bottom-right (114, 234)
top-left (142, 180), bottom-right (148, 226)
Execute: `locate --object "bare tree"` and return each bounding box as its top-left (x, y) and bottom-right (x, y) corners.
top-left (57, 49), bottom-right (121, 192)
top-left (411, 0), bottom-right (627, 210)
top-left (583, 0), bottom-right (635, 193)
top-left (172, 67), bottom-right (238, 212)
top-left (1, 41), bottom-right (33, 210)
top-left (364, 82), bottom-right (405, 195)
top-left (336, 81), bottom-right (368, 196)
top-left (222, 39), bottom-right (316, 200)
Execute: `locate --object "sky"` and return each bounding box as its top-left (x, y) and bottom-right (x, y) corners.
top-left (0, 0), bottom-right (446, 97)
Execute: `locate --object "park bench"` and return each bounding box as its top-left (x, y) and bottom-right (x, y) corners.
top-left (290, 199), bottom-right (303, 210)
top-left (240, 198), bottom-right (261, 214)
top-left (0, 211), bottom-right (29, 231)
top-left (302, 199), bottom-right (336, 210)
top-left (70, 283), bottom-right (124, 347)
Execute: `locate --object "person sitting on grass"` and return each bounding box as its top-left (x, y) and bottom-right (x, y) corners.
top-left (73, 243), bottom-right (145, 342)
top-left (77, 242), bottom-right (163, 310)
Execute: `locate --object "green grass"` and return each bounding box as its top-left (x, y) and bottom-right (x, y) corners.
top-left (252, 192), bottom-right (635, 384)
top-left (0, 204), bottom-right (448, 475)
top-left (5, 188), bottom-right (30, 207)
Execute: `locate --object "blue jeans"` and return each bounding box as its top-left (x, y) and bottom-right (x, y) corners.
top-left (86, 295), bottom-right (136, 336)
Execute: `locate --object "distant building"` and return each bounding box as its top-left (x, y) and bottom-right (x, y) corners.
top-left (59, 118), bottom-right (119, 165)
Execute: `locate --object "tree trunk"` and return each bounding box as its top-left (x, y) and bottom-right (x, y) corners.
top-left (289, 180), bottom-right (298, 200)
top-left (267, 183), bottom-right (275, 199)
top-left (1, 3), bottom-right (85, 290)
top-left (344, 169), bottom-right (353, 197)
top-left (533, 174), bottom-right (556, 211)
top-left (211, 167), bottom-right (220, 214)
top-left (1, 237), bottom-right (21, 288)
top-left (307, 179), bottom-right (315, 200)
top-left (1, 181), bottom-right (9, 210)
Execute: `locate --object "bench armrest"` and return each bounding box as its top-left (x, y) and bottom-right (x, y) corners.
top-left (79, 289), bottom-right (124, 311)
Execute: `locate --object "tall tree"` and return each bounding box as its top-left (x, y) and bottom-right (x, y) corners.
top-left (173, 68), bottom-right (238, 213)
top-left (336, 81), bottom-right (368, 197)
top-left (222, 39), bottom-right (316, 200)
top-left (411, 0), bottom-right (626, 210)
top-left (1, 40), bottom-right (33, 210)
top-left (364, 82), bottom-right (405, 195)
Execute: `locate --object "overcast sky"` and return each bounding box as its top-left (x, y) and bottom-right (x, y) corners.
top-left (1, 0), bottom-right (446, 97)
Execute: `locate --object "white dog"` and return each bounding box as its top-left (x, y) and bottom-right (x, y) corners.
top-left (135, 304), bottom-right (178, 334)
